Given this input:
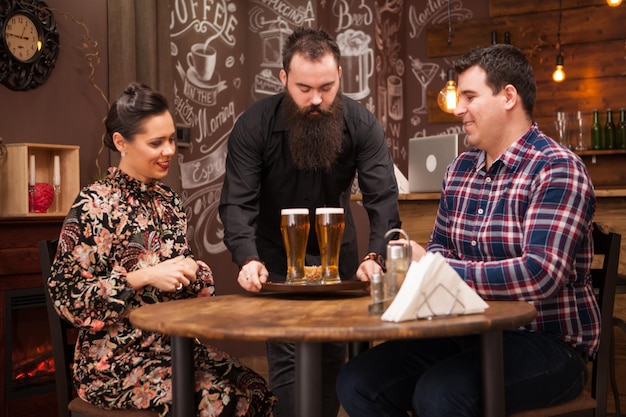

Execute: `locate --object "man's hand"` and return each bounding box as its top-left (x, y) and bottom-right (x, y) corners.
top-left (238, 260), bottom-right (269, 292)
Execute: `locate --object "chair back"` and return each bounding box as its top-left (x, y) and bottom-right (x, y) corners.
top-left (508, 223), bottom-right (621, 417)
top-left (39, 240), bottom-right (160, 417)
top-left (39, 239), bottom-right (74, 417)
top-left (589, 222), bottom-right (621, 416)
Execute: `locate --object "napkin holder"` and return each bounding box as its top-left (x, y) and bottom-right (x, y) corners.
top-left (381, 252), bottom-right (489, 322)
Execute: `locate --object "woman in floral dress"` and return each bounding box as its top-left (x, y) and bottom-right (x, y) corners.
top-left (48, 82), bottom-right (275, 417)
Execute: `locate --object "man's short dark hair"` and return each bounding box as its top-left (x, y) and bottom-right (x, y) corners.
top-left (454, 44), bottom-right (536, 118)
top-left (282, 27), bottom-right (341, 74)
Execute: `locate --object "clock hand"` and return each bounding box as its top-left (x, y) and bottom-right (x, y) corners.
top-left (6, 33), bottom-right (27, 39)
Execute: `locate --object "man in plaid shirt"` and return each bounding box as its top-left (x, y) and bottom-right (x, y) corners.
top-left (337, 44), bottom-right (600, 417)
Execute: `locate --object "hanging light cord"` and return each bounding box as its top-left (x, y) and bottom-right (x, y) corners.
top-left (447, 0), bottom-right (452, 47)
top-left (556, 0), bottom-right (562, 52)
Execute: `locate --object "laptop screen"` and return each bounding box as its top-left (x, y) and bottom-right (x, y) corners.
top-left (408, 134), bottom-right (460, 193)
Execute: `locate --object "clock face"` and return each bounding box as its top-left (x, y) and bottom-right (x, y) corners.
top-left (0, 0), bottom-right (59, 91)
top-left (5, 13), bottom-right (40, 62)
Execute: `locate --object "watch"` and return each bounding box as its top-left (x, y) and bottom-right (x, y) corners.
top-left (362, 252), bottom-right (386, 272)
top-left (1, 0), bottom-right (59, 91)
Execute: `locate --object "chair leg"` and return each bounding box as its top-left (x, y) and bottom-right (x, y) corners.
top-left (349, 341), bottom-right (370, 359)
top-left (612, 317), bottom-right (626, 416)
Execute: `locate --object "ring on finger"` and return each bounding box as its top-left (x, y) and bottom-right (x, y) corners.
top-left (176, 282), bottom-right (183, 290)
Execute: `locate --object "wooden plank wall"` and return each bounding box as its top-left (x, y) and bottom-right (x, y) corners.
top-left (425, 0), bottom-right (626, 143)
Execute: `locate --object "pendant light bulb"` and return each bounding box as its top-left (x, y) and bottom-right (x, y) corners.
top-left (552, 54), bottom-right (565, 82)
top-left (438, 68), bottom-right (459, 114)
top-left (607, 0), bottom-right (622, 7)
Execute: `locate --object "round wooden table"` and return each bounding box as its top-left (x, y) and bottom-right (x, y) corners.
top-left (130, 291), bottom-right (536, 417)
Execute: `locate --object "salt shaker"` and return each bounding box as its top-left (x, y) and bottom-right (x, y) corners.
top-left (384, 228), bottom-right (411, 302)
top-left (368, 272), bottom-right (385, 315)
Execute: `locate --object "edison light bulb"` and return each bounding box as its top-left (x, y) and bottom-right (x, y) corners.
top-left (552, 55), bottom-right (565, 82)
top-left (437, 69), bottom-right (458, 114)
top-left (607, 0), bottom-right (622, 7)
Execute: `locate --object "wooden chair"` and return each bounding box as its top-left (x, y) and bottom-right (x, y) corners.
top-left (610, 272), bottom-right (626, 416)
top-left (509, 223), bottom-right (621, 417)
top-left (39, 239), bottom-right (159, 417)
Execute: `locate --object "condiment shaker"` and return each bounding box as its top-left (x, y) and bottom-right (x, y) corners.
top-left (384, 228), bottom-right (412, 302)
top-left (368, 272), bottom-right (385, 315)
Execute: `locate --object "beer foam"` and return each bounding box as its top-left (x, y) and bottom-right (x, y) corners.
top-left (315, 207), bottom-right (344, 214)
top-left (281, 208), bottom-right (309, 215)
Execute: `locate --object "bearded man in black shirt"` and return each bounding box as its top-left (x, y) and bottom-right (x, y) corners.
top-left (219, 27), bottom-right (401, 417)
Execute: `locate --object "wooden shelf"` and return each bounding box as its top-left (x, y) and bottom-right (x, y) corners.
top-left (594, 189), bottom-right (626, 198)
top-left (576, 150), bottom-right (626, 156)
top-left (0, 143), bottom-right (80, 217)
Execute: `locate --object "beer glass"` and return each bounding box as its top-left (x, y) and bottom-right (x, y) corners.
top-left (280, 208), bottom-right (310, 284)
top-left (315, 207), bottom-right (345, 284)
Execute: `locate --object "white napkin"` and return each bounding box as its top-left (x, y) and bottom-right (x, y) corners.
top-left (381, 252), bottom-right (489, 322)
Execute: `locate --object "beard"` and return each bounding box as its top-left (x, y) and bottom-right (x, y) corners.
top-left (284, 91), bottom-right (344, 171)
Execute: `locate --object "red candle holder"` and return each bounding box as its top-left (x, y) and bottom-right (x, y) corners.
top-left (29, 182), bottom-right (55, 213)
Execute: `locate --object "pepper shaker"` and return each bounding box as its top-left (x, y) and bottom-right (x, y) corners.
top-left (384, 228), bottom-right (412, 302)
top-left (368, 272), bottom-right (385, 315)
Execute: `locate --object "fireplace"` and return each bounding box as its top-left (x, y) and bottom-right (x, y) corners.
top-left (5, 288), bottom-right (56, 398)
top-left (0, 215), bottom-right (65, 417)
top-left (4, 288), bottom-right (58, 416)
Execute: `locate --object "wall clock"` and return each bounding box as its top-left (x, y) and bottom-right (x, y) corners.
top-left (0, 0), bottom-right (59, 91)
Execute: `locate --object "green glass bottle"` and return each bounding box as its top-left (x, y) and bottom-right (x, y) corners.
top-left (617, 108), bottom-right (626, 150)
top-left (604, 109), bottom-right (616, 150)
top-left (591, 109), bottom-right (602, 150)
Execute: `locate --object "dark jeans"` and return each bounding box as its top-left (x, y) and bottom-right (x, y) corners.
top-left (336, 330), bottom-right (588, 417)
top-left (266, 341), bottom-right (347, 417)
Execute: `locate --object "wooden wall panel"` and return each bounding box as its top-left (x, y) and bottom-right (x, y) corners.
top-left (578, 154), bottom-right (626, 187)
top-left (535, 76), bottom-right (626, 114)
top-left (427, 5), bottom-right (626, 58)
top-left (489, 0), bottom-right (607, 17)
top-left (528, 39), bottom-right (626, 83)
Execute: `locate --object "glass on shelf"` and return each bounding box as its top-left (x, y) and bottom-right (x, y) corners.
top-left (554, 111), bottom-right (571, 149)
top-left (573, 111), bottom-right (588, 151)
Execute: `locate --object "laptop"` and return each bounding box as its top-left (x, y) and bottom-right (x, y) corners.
top-left (408, 133), bottom-right (461, 193)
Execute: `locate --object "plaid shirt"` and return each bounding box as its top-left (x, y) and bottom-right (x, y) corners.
top-left (428, 123), bottom-right (600, 357)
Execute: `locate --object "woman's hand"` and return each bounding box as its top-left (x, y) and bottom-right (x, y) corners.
top-left (127, 255), bottom-right (199, 292)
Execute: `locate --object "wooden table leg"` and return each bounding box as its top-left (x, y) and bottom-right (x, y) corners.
top-left (172, 336), bottom-right (194, 417)
top-left (481, 330), bottom-right (505, 417)
top-left (296, 342), bottom-right (322, 417)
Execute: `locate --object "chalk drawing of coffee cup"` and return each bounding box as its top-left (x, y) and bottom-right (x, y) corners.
top-left (187, 43), bottom-right (217, 82)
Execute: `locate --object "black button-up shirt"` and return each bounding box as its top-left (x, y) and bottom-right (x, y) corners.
top-left (219, 93), bottom-right (401, 281)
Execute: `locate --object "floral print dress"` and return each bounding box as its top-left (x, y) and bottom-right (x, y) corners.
top-left (48, 168), bottom-right (275, 417)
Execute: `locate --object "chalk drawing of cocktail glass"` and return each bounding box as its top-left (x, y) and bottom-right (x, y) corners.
top-left (410, 57), bottom-right (439, 114)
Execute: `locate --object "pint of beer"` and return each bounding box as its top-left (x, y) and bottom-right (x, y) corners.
top-left (280, 208), bottom-right (310, 284)
top-left (315, 207), bottom-right (345, 284)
